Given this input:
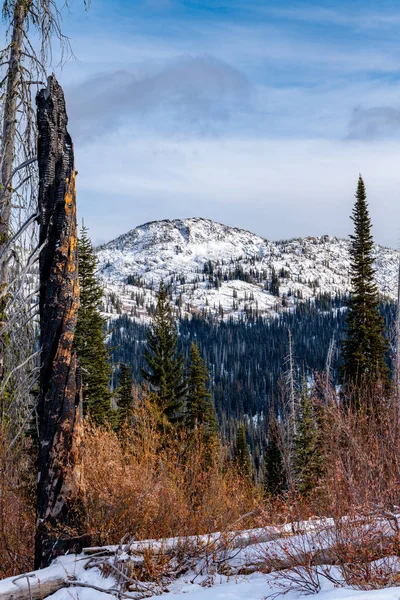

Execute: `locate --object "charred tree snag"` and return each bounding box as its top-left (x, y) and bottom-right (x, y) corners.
top-left (35, 76), bottom-right (81, 569)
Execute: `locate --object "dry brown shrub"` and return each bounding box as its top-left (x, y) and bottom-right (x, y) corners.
top-left (330, 509), bottom-right (400, 590)
top-left (257, 383), bottom-right (400, 593)
top-left (321, 390), bottom-right (400, 590)
top-left (321, 388), bottom-right (400, 513)
top-left (0, 426), bottom-right (35, 577)
top-left (324, 391), bottom-right (400, 591)
top-left (257, 509), bottom-right (400, 595)
top-left (80, 392), bottom-right (259, 547)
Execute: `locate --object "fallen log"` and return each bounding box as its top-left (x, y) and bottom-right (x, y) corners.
top-left (0, 565), bottom-right (71, 600)
top-left (82, 519), bottom-right (337, 557)
top-left (4, 517), bottom-right (396, 599)
top-left (221, 548), bottom-right (339, 576)
top-left (82, 526), bottom-right (285, 557)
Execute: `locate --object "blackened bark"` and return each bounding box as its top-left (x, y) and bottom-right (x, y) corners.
top-left (35, 76), bottom-right (81, 569)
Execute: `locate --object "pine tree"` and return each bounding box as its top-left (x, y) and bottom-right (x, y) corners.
top-left (142, 282), bottom-right (186, 426)
top-left (270, 267), bottom-right (280, 297)
top-left (295, 385), bottom-right (320, 495)
top-left (75, 223), bottom-right (112, 424)
top-left (234, 423), bottom-right (252, 478)
top-left (116, 363), bottom-right (133, 429)
top-left (264, 414), bottom-right (285, 496)
top-left (186, 342), bottom-right (219, 466)
top-left (341, 176), bottom-right (389, 402)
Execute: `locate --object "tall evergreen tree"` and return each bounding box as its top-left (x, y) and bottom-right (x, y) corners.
top-left (186, 342), bottom-right (216, 430)
top-left (186, 342), bottom-right (219, 465)
top-left (341, 176), bottom-right (389, 400)
top-left (294, 385), bottom-right (321, 495)
top-left (116, 363), bottom-right (134, 429)
top-left (264, 414), bottom-right (285, 496)
top-left (75, 223), bottom-right (112, 424)
top-left (142, 282), bottom-right (186, 425)
top-left (234, 423), bottom-right (252, 478)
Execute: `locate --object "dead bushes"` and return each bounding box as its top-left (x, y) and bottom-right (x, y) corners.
top-left (80, 395), bottom-right (259, 546)
top-left (0, 427), bottom-right (35, 577)
top-left (259, 384), bottom-right (400, 593)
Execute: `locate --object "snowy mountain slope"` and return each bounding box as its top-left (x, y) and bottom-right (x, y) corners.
top-left (96, 217), bottom-right (400, 321)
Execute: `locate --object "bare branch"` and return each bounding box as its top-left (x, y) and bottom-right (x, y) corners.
top-left (0, 211), bottom-right (38, 264)
top-left (0, 349), bottom-right (40, 399)
top-left (0, 156), bottom-right (37, 204)
top-left (8, 400), bottom-right (37, 450)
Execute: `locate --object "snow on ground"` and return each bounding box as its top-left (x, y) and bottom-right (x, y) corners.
top-left (4, 521), bottom-right (400, 600)
top-left (45, 572), bottom-right (275, 600)
top-left (40, 568), bottom-right (400, 600)
top-left (155, 573), bottom-right (400, 600)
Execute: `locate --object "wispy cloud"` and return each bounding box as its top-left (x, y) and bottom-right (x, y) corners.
top-left (348, 106), bottom-right (400, 140)
top-left (66, 55), bottom-right (251, 140)
top-left (263, 5), bottom-right (400, 29)
top-left (67, 18), bottom-right (400, 78)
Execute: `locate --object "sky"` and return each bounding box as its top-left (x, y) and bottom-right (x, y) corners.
top-left (52, 0), bottom-right (400, 247)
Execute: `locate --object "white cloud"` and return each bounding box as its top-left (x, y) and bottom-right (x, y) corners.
top-left (76, 134), bottom-right (400, 248)
top-left (65, 55), bottom-right (251, 140)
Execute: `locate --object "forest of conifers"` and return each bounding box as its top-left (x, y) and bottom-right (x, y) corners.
top-left (109, 295), bottom-right (397, 447)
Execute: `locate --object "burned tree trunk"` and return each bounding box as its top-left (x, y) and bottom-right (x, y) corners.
top-left (35, 76), bottom-right (82, 569)
top-left (0, 0), bottom-right (29, 382)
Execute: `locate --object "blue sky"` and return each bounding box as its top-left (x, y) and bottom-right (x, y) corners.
top-left (54, 0), bottom-right (400, 246)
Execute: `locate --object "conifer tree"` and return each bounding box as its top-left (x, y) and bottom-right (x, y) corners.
top-left (186, 342), bottom-right (219, 465)
top-left (270, 267), bottom-right (280, 297)
top-left (234, 423), bottom-right (252, 478)
top-left (75, 224), bottom-right (112, 424)
top-left (264, 414), bottom-right (285, 496)
top-left (116, 363), bottom-right (133, 429)
top-left (295, 385), bottom-right (320, 495)
top-left (142, 282), bottom-right (186, 425)
top-left (341, 176), bottom-right (389, 400)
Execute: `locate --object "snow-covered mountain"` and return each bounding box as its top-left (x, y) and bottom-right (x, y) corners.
top-left (96, 217), bottom-right (399, 321)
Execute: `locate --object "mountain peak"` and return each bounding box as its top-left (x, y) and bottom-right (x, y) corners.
top-left (96, 218), bottom-right (399, 321)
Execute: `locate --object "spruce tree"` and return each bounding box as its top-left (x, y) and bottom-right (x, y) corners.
top-left (186, 342), bottom-right (219, 465)
top-left (341, 176), bottom-right (389, 400)
top-left (264, 414), bottom-right (285, 496)
top-left (116, 363), bottom-right (133, 429)
top-left (270, 267), bottom-right (280, 297)
top-left (75, 224), bottom-right (112, 424)
top-left (234, 423), bottom-right (252, 478)
top-left (295, 385), bottom-right (320, 495)
top-left (142, 282), bottom-right (186, 425)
